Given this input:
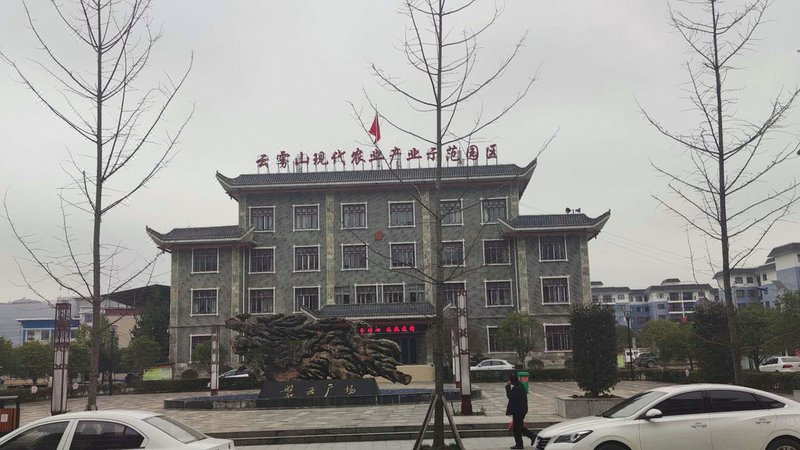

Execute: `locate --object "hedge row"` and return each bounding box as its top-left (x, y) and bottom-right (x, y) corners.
top-left (469, 368), bottom-right (575, 383)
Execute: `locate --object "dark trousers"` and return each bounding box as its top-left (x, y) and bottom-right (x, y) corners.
top-left (513, 413), bottom-right (535, 446)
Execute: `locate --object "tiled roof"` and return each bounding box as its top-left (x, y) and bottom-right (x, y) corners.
top-left (145, 225), bottom-right (255, 247)
top-left (217, 160), bottom-right (536, 191)
top-left (767, 242), bottom-right (800, 258)
top-left (499, 211), bottom-right (611, 234)
top-left (315, 302), bottom-right (435, 319)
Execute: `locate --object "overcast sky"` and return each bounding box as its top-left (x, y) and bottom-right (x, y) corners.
top-left (1, 1), bottom-right (798, 302)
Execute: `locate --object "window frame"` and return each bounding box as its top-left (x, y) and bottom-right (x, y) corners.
top-left (480, 197), bottom-right (508, 225)
top-left (486, 325), bottom-right (510, 354)
top-left (482, 239), bottom-right (511, 266)
top-left (247, 287), bottom-right (275, 315)
top-left (541, 276), bottom-right (570, 305)
top-left (444, 281), bottom-right (467, 308)
top-left (389, 242), bottom-right (417, 269)
top-left (341, 202), bottom-right (368, 230)
top-left (191, 248), bottom-right (219, 274)
top-left (71, 420), bottom-right (147, 450)
top-left (334, 286), bottom-right (352, 305)
top-left (539, 235), bottom-right (568, 262)
top-left (382, 284), bottom-right (406, 304)
top-left (387, 201), bottom-right (416, 228)
top-left (543, 323), bottom-right (572, 352)
top-left (341, 243), bottom-right (369, 271)
top-left (293, 285), bottom-right (321, 312)
top-left (249, 247), bottom-right (276, 274)
top-left (292, 203), bottom-right (321, 232)
top-left (484, 279), bottom-right (513, 308)
top-left (442, 240), bottom-right (466, 267)
top-left (293, 244), bottom-right (321, 273)
top-left (189, 334), bottom-right (212, 362)
top-left (248, 205), bottom-right (276, 233)
top-left (440, 198), bottom-right (464, 227)
top-left (189, 288), bottom-right (219, 316)
top-left (354, 283), bottom-right (380, 304)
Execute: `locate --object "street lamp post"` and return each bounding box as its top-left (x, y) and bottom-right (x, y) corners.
top-left (623, 309), bottom-right (634, 381)
top-left (109, 325), bottom-right (116, 396)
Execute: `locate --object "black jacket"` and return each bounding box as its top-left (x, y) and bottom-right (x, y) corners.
top-left (505, 382), bottom-right (528, 416)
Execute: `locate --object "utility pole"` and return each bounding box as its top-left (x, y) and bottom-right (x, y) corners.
top-left (624, 309), bottom-right (634, 381)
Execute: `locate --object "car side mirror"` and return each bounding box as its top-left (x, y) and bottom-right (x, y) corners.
top-left (644, 409), bottom-right (663, 420)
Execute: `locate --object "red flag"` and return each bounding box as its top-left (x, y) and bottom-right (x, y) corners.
top-left (369, 113), bottom-right (381, 143)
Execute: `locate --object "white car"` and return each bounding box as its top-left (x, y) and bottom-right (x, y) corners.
top-left (533, 384), bottom-right (800, 450)
top-left (0, 410), bottom-right (234, 449)
top-left (469, 359), bottom-right (515, 371)
top-left (760, 356), bottom-right (800, 372)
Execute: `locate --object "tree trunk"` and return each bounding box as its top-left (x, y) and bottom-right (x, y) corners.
top-left (87, 6), bottom-right (104, 410)
top-left (710, 0), bottom-right (742, 385)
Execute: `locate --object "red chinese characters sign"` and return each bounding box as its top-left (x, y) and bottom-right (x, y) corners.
top-left (256, 144), bottom-right (499, 171)
top-left (358, 324), bottom-right (418, 335)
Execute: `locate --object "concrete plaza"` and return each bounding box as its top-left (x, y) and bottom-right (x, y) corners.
top-left (18, 381), bottom-right (668, 448)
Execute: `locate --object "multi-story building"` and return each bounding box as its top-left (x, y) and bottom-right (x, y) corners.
top-left (714, 242), bottom-right (800, 309)
top-left (147, 159), bottom-right (609, 370)
top-left (591, 279), bottom-right (715, 332)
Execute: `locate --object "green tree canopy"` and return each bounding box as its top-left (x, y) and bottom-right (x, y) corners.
top-left (773, 290), bottom-right (800, 353)
top-left (130, 286), bottom-right (170, 362)
top-left (639, 320), bottom-right (690, 365)
top-left (615, 325), bottom-right (640, 353)
top-left (497, 312), bottom-right (541, 366)
top-left (571, 304), bottom-right (618, 397)
top-left (191, 341), bottom-right (228, 374)
top-left (694, 300), bottom-right (733, 383)
top-left (0, 337), bottom-right (17, 377)
top-left (14, 341), bottom-right (52, 384)
top-left (738, 303), bottom-right (780, 370)
top-left (124, 335), bottom-right (161, 375)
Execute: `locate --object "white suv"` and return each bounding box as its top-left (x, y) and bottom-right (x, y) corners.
top-left (760, 356), bottom-right (800, 372)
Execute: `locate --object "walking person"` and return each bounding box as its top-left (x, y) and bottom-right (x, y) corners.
top-left (506, 372), bottom-right (535, 449)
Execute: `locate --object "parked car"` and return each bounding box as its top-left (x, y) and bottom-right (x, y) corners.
top-left (0, 410), bottom-right (234, 449)
top-left (206, 367), bottom-right (252, 388)
top-left (533, 383), bottom-right (800, 450)
top-left (760, 356), bottom-right (800, 372)
top-left (634, 352), bottom-right (660, 368)
top-left (469, 359), bottom-right (514, 371)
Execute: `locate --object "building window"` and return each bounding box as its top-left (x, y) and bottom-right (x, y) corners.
top-left (249, 288), bottom-right (274, 314)
top-left (40, 330), bottom-right (51, 341)
top-left (669, 292), bottom-right (680, 301)
top-left (444, 282), bottom-right (466, 306)
top-left (682, 291), bottom-right (693, 301)
top-left (481, 198), bottom-right (507, 223)
top-left (355, 285), bottom-right (378, 304)
top-left (617, 294), bottom-right (625, 300)
top-left (389, 201), bottom-right (415, 227)
top-left (250, 248), bottom-right (275, 273)
top-left (191, 289), bottom-right (217, 315)
top-left (293, 205), bottom-right (319, 231)
top-left (442, 241), bottom-right (464, 267)
top-left (408, 284), bottom-right (424, 303)
top-left (736, 290), bottom-right (745, 298)
top-left (542, 277), bottom-right (569, 304)
top-left (295, 287), bottom-right (320, 311)
top-left (294, 246), bottom-right (320, 272)
top-left (487, 327), bottom-right (510, 353)
top-left (746, 276), bottom-right (754, 284)
top-left (657, 304), bottom-right (666, 310)
top-left (383, 284), bottom-right (405, 303)
top-left (545, 325), bottom-right (572, 352)
top-left (734, 276), bottom-right (743, 284)
top-left (602, 294), bottom-right (612, 303)
top-left (342, 203), bottom-right (367, 229)
top-left (250, 207), bottom-right (275, 232)
top-left (540, 236), bottom-right (567, 261)
top-left (192, 248), bottom-right (218, 273)
top-left (441, 200), bottom-right (463, 226)
top-left (762, 273), bottom-right (767, 281)
top-left (390, 243), bottom-right (416, 268)
top-left (342, 244), bottom-right (368, 270)
top-left (483, 239), bottom-right (510, 265)
top-left (190, 335), bottom-right (211, 362)
top-left (335, 286), bottom-right (352, 305)
top-left (486, 281), bottom-right (512, 306)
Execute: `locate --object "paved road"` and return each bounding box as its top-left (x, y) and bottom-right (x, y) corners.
top-left (240, 437), bottom-right (524, 449)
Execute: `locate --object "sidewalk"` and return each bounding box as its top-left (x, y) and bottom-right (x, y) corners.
top-left (19, 381), bottom-right (667, 435)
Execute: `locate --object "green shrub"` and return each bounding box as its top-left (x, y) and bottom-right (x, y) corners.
top-left (741, 371), bottom-right (800, 393)
top-left (527, 358), bottom-right (544, 371)
top-left (470, 369), bottom-right (515, 383)
top-left (529, 368), bottom-right (573, 381)
top-left (133, 378), bottom-right (209, 393)
top-left (180, 369), bottom-right (199, 380)
top-left (571, 304), bottom-right (618, 397)
top-left (694, 301), bottom-right (733, 383)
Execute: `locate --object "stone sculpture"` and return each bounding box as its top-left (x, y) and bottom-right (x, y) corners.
top-left (225, 313), bottom-right (412, 384)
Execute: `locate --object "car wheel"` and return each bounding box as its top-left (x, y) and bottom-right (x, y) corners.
top-left (767, 437), bottom-right (800, 450)
top-left (596, 442), bottom-right (630, 450)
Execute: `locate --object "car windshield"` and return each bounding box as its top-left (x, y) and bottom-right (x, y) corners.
top-left (781, 357), bottom-right (800, 362)
top-left (144, 415), bottom-right (207, 443)
top-left (601, 390), bottom-right (667, 418)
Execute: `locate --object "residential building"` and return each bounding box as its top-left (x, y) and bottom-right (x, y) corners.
top-left (0, 299), bottom-right (55, 346)
top-left (714, 242), bottom-right (800, 309)
top-left (147, 158), bottom-right (610, 370)
top-left (17, 318), bottom-right (80, 344)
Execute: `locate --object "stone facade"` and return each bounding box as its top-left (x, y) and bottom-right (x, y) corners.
top-left (147, 161), bottom-right (609, 371)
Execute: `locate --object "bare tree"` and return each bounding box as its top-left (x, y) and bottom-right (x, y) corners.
top-left (1, 0), bottom-right (191, 410)
top-left (352, 1), bottom-right (539, 447)
top-left (642, 0), bottom-right (799, 384)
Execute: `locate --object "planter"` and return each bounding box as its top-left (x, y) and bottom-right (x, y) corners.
top-left (555, 395), bottom-right (624, 419)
